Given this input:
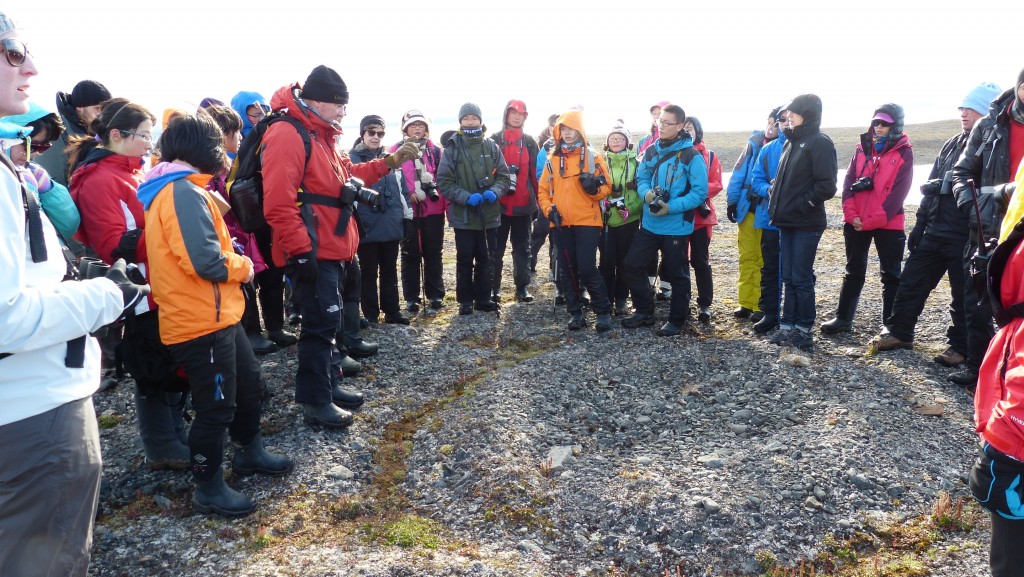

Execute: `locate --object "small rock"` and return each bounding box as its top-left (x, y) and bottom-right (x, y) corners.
top-left (637, 456), bottom-right (653, 466)
top-left (327, 465), bottom-right (355, 480)
top-left (700, 498), bottom-right (721, 514)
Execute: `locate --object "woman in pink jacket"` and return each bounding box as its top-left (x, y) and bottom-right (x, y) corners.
top-left (684, 116), bottom-right (722, 323)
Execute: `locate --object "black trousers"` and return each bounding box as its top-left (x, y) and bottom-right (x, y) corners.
top-left (252, 228), bottom-right (285, 333)
top-left (963, 239), bottom-right (996, 367)
top-left (625, 228), bottom-right (691, 323)
top-left (530, 211), bottom-right (550, 271)
top-left (834, 224), bottom-right (905, 324)
top-left (401, 214), bottom-right (446, 304)
top-left (884, 234), bottom-right (966, 348)
top-left (690, 226), bottom-right (713, 308)
top-left (551, 225), bottom-right (611, 315)
top-left (358, 240), bottom-right (401, 321)
top-left (599, 220), bottom-right (639, 307)
top-left (758, 228), bottom-right (780, 315)
top-left (168, 323), bottom-right (263, 481)
top-left (493, 213), bottom-right (533, 294)
top-left (454, 228), bottom-right (498, 305)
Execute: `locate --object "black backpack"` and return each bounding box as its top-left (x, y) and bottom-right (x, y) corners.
top-left (227, 110), bottom-right (310, 233)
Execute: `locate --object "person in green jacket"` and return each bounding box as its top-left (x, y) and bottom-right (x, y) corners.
top-left (599, 122), bottom-right (643, 316)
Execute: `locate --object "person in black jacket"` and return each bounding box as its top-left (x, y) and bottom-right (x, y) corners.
top-left (870, 83), bottom-right (1002, 367)
top-left (766, 93), bottom-right (838, 353)
top-left (951, 69), bottom-right (1024, 387)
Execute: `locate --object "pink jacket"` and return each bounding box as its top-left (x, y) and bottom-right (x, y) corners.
top-left (389, 139), bottom-right (447, 218)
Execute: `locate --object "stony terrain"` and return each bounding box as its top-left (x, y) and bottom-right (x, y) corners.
top-left (86, 124), bottom-right (991, 577)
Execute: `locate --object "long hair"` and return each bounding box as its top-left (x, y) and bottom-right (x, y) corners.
top-left (65, 98), bottom-right (155, 180)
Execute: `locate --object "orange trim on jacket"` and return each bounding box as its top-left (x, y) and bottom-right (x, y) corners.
top-left (536, 110), bottom-right (611, 227)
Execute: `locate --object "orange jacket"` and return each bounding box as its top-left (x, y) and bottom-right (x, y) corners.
top-left (536, 110), bottom-right (611, 227)
top-left (141, 172), bottom-right (251, 345)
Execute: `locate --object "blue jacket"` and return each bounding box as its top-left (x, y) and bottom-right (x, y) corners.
top-left (637, 137), bottom-right (708, 236)
top-left (230, 91), bottom-right (269, 139)
top-left (535, 139), bottom-right (553, 182)
top-left (750, 132), bottom-right (787, 231)
top-left (725, 130), bottom-right (767, 222)
top-left (348, 143), bottom-right (405, 244)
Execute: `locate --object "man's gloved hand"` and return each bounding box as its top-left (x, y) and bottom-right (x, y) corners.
top-left (908, 223), bottom-right (924, 253)
top-left (579, 173), bottom-right (603, 195)
top-left (649, 202), bottom-right (670, 216)
top-left (467, 192), bottom-right (483, 207)
top-left (291, 251), bottom-right (318, 283)
top-left (644, 191), bottom-right (657, 204)
top-left (482, 189), bottom-right (498, 203)
top-left (385, 140), bottom-right (422, 169)
top-left (105, 258), bottom-right (150, 313)
top-left (548, 205), bottom-right (562, 227)
top-left (726, 203), bottom-right (738, 223)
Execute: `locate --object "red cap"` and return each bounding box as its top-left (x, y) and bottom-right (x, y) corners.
top-left (506, 100), bottom-right (527, 115)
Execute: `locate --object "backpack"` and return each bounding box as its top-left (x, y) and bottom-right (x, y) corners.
top-left (227, 110), bottom-right (311, 233)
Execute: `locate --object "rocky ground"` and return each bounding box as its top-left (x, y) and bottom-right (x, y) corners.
top-left (88, 192), bottom-right (992, 577)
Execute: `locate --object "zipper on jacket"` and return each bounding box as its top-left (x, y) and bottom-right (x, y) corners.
top-left (213, 282), bottom-right (221, 323)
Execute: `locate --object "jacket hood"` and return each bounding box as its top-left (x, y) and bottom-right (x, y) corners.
top-left (872, 102), bottom-right (905, 140)
top-left (55, 91), bottom-right (88, 135)
top-left (686, 116), bottom-right (704, 144)
top-left (502, 99), bottom-right (528, 130)
top-left (270, 84), bottom-right (342, 137)
top-left (3, 101), bottom-right (52, 127)
top-left (137, 168), bottom-right (196, 210)
top-left (231, 90), bottom-right (269, 135)
top-left (785, 94), bottom-right (823, 132)
top-left (552, 109), bottom-right (587, 146)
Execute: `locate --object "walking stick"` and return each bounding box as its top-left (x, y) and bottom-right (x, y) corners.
top-left (549, 207), bottom-right (582, 307)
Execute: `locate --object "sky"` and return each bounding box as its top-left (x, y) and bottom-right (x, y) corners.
top-left (13, 0), bottom-right (1023, 141)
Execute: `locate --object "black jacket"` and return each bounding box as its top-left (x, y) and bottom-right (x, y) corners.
top-left (768, 94), bottom-right (838, 230)
top-left (914, 132), bottom-right (970, 242)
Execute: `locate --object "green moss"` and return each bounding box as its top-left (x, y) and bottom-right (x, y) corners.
top-left (97, 414), bottom-right (124, 429)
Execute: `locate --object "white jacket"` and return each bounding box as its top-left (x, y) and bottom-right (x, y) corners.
top-left (0, 166), bottom-right (122, 427)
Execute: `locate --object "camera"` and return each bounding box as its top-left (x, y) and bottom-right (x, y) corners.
top-left (340, 177), bottom-right (380, 209)
top-left (850, 176), bottom-right (874, 192)
top-left (422, 181), bottom-right (440, 201)
top-left (476, 175), bottom-right (492, 191)
top-left (579, 172), bottom-right (607, 195)
top-left (698, 202), bottom-right (712, 218)
top-left (649, 186), bottom-right (670, 213)
top-left (609, 197), bottom-right (626, 211)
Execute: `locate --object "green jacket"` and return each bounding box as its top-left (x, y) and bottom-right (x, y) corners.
top-left (437, 132), bottom-right (510, 230)
top-left (603, 149), bottom-right (641, 227)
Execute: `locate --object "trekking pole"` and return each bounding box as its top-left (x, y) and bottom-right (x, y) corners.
top-left (549, 207), bottom-right (582, 307)
top-left (477, 205), bottom-right (498, 314)
top-left (967, 178), bottom-right (989, 256)
top-left (415, 200), bottom-right (426, 309)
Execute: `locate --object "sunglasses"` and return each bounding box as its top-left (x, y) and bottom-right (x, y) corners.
top-left (872, 119), bottom-right (893, 128)
top-left (1, 38), bottom-right (29, 67)
top-left (364, 130), bottom-right (385, 137)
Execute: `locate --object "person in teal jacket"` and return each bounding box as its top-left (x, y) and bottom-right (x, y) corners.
top-left (749, 110), bottom-right (788, 334)
top-left (230, 90), bottom-right (269, 139)
top-left (621, 104), bottom-right (708, 336)
top-left (599, 122), bottom-right (642, 316)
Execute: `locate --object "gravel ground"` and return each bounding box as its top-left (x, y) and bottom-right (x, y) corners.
top-left (87, 193), bottom-right (991, 577)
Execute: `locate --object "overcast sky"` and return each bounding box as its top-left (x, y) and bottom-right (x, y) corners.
top-left (13, 0), bottom-right (1022, 139)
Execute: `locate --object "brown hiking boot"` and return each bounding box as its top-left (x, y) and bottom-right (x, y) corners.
top-left (933, 347), bottom-right (966, 367)
top-left (869, 333), bottom-right (913, 351)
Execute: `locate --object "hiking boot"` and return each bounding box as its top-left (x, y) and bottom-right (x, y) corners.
top-left (331, 385), bottom-right (365, 410)
top-left (192, 468), bottom-right (255, 518)
top-left (406, 301), bottom-right (420, 313)
top-left (287, 311), bottom-right (302, 326)
top-left (515, 288), bottom-right (535, 303)
top-left (339, 355), bottom-right (361, 377)
top-left (820, 318), bottom-right (852, 334)
top-left (869, 333), bottom-right (913, 351)
top-left (788, 330), bottom-right (815, 352)
top-left (621, 313), bottom-right (656, 328)
top-left (491, 292), bottom-right (501, 304)
top-left (232, 433), bottom-right (294, 477)
top-left (347, 340), bottom-right (378, 358)
top-left (752, 313), bottom-right (778, 334)
top-left (750, 311), bottom-right (766, 323)
top-left (698, 306), bottom-right (711, 323)
top-left (430, 299), bottom-right (444, 311)
top-left (475, 300), bottom-right (499, 312)
top-left (934, 347), bottom-right (966, 367)
top-left (657, 321), bottom-right (684, 337)
top-left (555, 294), bottom-right (567, 305)
top-left (769, 328), bottom-right (796, 346)
top-left (247, 332), bottom-right (277, 355)
top-left (948, 368), bottom-right (979, 388)
top-left (595, 313), bottom-right (611, 332)
top-left (613, 303), bottom-right (629, 316)
top-left (656, 289), bottom-right (671, 301)
top-left (302, 403), bottom-right (354, 429)
top-left (733, 306), bottom-right (752, 319)
top-left (267, 329), bottom-right (297, 347)
top-left (459, 302), bottom-right (474, 315)
top-left (568, 312), bottom-right (587, 331)
top-left (383, 313), bottom-right (411, 325)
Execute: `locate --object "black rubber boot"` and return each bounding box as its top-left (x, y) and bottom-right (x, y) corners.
top-left (135, 388), bottom-right (189, 471)
top-left (232, 433), bottom-right (294, 476)
top-left (192, 466), bottom-right (255, 517)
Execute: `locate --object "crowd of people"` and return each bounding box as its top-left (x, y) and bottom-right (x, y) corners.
top-left (2, 9), bottom-right (1024, 576)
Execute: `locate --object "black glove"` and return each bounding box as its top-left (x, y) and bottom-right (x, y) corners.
top-left (578, 173), bottom-right (605, 195)
top-left (548, 206), bottom-right (562, 227)
top-left (726, 203), bottom-right (738, 223)
top-left (291, 251), bottom-right (318, 283)
top-left (105, 258), bottom-right (149, 313)
top-left (907, 223), bottom-right (924, 253)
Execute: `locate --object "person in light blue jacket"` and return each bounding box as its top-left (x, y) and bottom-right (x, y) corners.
top-left (621, 104), bottom-right (707, 336)
top-left (230, 90), bottom-right (269, 139)
top-left (749, 109), bottom-right (788, 334)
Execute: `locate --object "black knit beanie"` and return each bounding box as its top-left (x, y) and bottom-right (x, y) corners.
top-left (301, 65), bottom-right (349, 105)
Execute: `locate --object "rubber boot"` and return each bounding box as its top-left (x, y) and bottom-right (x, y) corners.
top-left (342, 302), bottom-right (378, 357)
top-left (232, 433), bottom-right (294, 476)
top-left (192, 466), bottom-right (255, 517)
top-left (135, 388), bottom-right (190, 470)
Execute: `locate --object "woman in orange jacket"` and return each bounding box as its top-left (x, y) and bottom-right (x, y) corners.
top-left (537, 109), bottom-right (613, 331)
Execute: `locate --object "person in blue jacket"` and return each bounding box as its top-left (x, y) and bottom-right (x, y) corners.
top-left (725, 106), bottom-right (781, 320)
top-left (749, 108), bottom-right (788, 334)
top-left (621, 104), bottom-right (708, 336)
top-left (230, 90), bottom-right (269, 139)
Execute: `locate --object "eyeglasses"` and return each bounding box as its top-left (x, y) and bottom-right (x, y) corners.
top-left (365, 130), bottom-right (385, 137)
top-left (656, 119), bottom-right (681, 127)
top-left (1, 39), bottom-right (29, 67)
top-left (28, 140), bottom-right (51, 153)
top-left (120, 130), bottom-right (153, 143)
top-left (872, 119), bottom-right (893, 128)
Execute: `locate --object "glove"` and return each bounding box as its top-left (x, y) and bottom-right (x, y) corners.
top-left (649, 202), bottom-right (670, 217)
top-left (291, 251), bottom-right (318, 283)
top-left (105, 258), bottom-right (150, 313)
top-left (412, 190), bottom-right (426, 202)
top-left (385, 140), bottom-right (422, 169)
top-left (1000, 182), bottom-right (1017, 207)
top-left (644, 190), bottom-right (658, 204)
top-left (467, 193), bottom-right (483, 207)
top-left (907, 223), bottom-right (924, 254)
top-left (29, 165), bottom-right (52, 193)
top-left (579, 173), bottom-right (603, 195)
top-left (726, 203), bottom-right (738, 223)
top-left (548, 205), bottom-right (562, 227)
top-left (482, 189), bottom-right (498, 203)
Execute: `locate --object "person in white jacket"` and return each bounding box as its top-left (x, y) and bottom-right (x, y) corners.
top-left (0, 12), bottom-right (146, 577)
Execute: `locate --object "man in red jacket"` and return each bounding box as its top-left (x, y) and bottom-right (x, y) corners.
top-left (262, 65), bottom-right (419, 428)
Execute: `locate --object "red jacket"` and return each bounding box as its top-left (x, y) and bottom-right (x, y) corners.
top-left (841, 133), bottom-right (913, 231)
top-left (692, 142), bottom-right (723, 229)
top-left (70, 150), bottom-right (148, 265)
top-left (262, 84), bottom-right (389, 266)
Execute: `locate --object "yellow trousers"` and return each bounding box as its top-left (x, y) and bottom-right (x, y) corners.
top-left (737, 213), bottom-right (762, 311)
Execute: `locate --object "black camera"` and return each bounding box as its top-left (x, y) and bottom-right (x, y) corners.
top-left (340, 177), bottom-right (380, 208)
top-left (850, 177), bottom-right (874, 192)
top-left (609, 197), bottom-right (626, 211)
top-left (422, 181), bottom-right (440, 201)
top-left (579, 172), bottom-right (607, 195)
top-left (698, 202), bottom-right (712, 218)
top-left (649, 186), bottom-right (670, 212)
top-left (476, 175), bottom-right (492, 191)
top-left (507, 170), bottom-right (518, 193)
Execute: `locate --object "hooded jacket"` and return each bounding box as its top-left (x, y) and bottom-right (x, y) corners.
top-left (231, 91), bottom-right (269, 139)
top-left (139, 169), bottom-right (250, 345)
top-left (750, 132), bottom-right (787, 231)
top-left (34, 91), bottom-right (89, 186)
top-left (688, 118), bottom-right (722, 229)
top-left (261, 84), bottom-right (390, 266)
top-left (437, 129), bottom-right (511, 230)
top-left (841, 110), bottom-right (913, 232)
top-left (388, 137), bottom-right (446, 218)
top-left (915, 131), bottom-right (970, 242)
top-left (602, 148), bottom-right (641, 227)
top-left (768, 94), bottom-right (838, 230)
top-left (349, 142), bottom-right (405, 244)
top-left (636, 134), bottom-right (708, 237)
top-left (490, 102), bottom-right (540, 217)
top-left (726, 129), bottom-right (769, 223)
top-left (536, 110), bottom-right (612, 228)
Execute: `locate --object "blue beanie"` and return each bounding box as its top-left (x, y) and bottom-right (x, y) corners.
top-left (961, 82), bottom-right (1002, 116)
